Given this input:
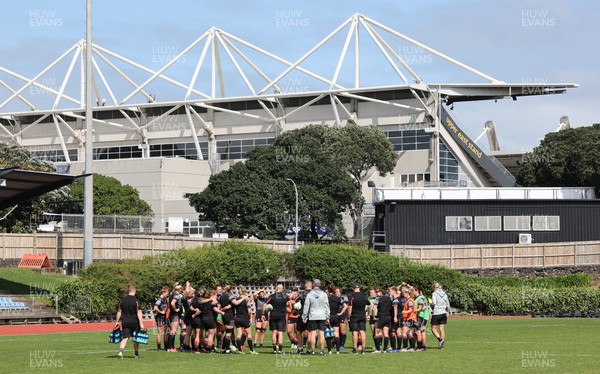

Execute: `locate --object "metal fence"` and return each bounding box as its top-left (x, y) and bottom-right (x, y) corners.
top-left (40, 213), bottom-right (153, 233)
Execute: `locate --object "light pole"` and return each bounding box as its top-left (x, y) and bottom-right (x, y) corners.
top-left (285, 178), bottom-right (298, 250)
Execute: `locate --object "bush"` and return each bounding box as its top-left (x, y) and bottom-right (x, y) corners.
top-left (79, 241), bottom-right (285, 308)
top-left (459, 273), bottom-right (592, 289)
top-left (447, 281), bottom-right (600, 315)
top-left (53, 279), bottom-right (119, 317)
top-left (290, 244), bottom-right (461, 291)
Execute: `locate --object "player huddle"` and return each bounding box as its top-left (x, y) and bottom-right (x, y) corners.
top-left (151, 280), bottom-right (451, 355)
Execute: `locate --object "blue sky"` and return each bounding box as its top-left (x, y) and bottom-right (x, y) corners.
top-left (1, 0), bottom-right (598, 150)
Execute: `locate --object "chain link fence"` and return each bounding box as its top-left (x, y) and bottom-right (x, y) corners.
top-left (39, 213), bottom-right (153, 233)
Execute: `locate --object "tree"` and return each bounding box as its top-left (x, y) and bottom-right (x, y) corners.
top-left (69, 174), bottom-right (153, 216)
top-left (516, 124), bottom-right (600, 195)
top-left (0, 144), bottom-right (58, 232)
top-left (334, 123), bottom-right (397, 239)
top-left (189, 125), bottom-right (359, 240)
top-left (188, 161), bottom-right (287, 239)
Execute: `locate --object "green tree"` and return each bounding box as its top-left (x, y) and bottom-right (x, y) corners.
top-left (69, 173), bottom-right (153, 216)
top-left (188, 161), bottom-right (287, 239)
top-left (334, 123), bottom-right (397, 239)
top-left (0, 144), bottom-right (58, 232)
top-left (516, 124), bottom-right (600, 195)
top-left (189, 125), bottom-right (359, 240)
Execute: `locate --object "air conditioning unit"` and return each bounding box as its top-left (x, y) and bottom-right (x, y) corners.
top-left (519, 233), bottom-right (532, 244)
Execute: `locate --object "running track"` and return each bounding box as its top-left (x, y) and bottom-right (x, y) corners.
top-left (0, 316), bottom-right (530, 337)
top-left (0, 320), bottom-right (157, 337)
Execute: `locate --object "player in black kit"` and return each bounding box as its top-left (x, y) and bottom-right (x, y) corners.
top-left (372, 288), bottom-right (393, 353)
top-left (263, 284), bottom-right (288, 354)
top-left (232, 286), bottom-right (258, 354)
top-left (218, 285), bottom-right (237, 353)
top-left (326, 284), bottom-right (343, 354)
top-left (348, 283), bottom-right (369, 354)
top-left (153, 287), bottom-right (169, 350)
top-left (115, 286), bottom-right (145, 359)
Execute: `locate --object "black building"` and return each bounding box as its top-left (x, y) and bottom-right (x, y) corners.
top-left (371, 187), bottom-right (600, 250)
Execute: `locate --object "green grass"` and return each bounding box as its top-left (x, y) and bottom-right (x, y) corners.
top-left (0, 268), bottom-right (71, 295)
top-left (1, 318), bottom-right (599, 373)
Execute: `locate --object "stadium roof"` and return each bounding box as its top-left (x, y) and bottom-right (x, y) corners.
top-left (0, 168), bottom-right (87, 211)
top-left (0, 13), bottom-right (576, 115)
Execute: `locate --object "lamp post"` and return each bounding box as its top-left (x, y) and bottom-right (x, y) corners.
top-left (285, 178), bottom-right (298, 250)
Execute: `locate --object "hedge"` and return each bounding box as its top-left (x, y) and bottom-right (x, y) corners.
top-left (57, 242), bottom-right (599, 317)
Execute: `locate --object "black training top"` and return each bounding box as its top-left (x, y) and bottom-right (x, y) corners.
top-left (169, 292), bottom-right (182, 317)
top-left (235, 298), bottom-right (250, 320)
top-left (267, 292), bottom-right (288, 319)
top-left (200, 299), bottom-right (216, 322)
top-left (349, 292), bottom-right (369, 319)
top-left (328, 294), bottom-right (341, 317)
top-left (376, 295), bottom-right (392, 318)
top-left (219, 293), bottom-right (235, 319)
top-left (119, 295), bottom-right (140, 325)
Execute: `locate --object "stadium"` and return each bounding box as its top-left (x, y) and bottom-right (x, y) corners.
top-left (0, 13), bottom-right (578, 237)
top-left (1, 6), bottom-right (600, 374)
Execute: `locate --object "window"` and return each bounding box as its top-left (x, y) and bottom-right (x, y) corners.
top-left (445, 216), bottom-right (472, 231)
top-left (475, 216), bottom-right (502, 231)
top-left (504, 216), bottom-right (531, 231)
top-left (532, 216), bottom-right (560, 231)
top-left (385, 129), bottom-right (429, 152)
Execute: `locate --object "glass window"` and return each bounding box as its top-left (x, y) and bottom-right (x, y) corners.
top-left (446, 216), bottom-right (472, 231)
top-left (504, 216), bottom-right (531, 231)
top-left (532, 216), bottom-right (560, 231)
top-left (475, 216), bottom-right (502, 231)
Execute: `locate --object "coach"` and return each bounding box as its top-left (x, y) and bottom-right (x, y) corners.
top-left (302, 279), bottom-right (330, 355)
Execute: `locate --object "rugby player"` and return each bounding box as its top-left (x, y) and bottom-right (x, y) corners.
top-left (263, 284), bottom-right (288, 354)
top-left (253, 289), bottom-right (267, 348)
top-left (295, 280), bottom-right (312, 353)
top-left (232, 286), bottom-right (258, 354)
top-left (431, 282), bottom-right (450, 349)
top-left (152, 287), bottom-right (169, 351)
top-left (115, 286), bottom-right (145, 359)
top-left (286, 289), bottom-right (299, 349)
top-left (348, 283), bottom-right (369, 354)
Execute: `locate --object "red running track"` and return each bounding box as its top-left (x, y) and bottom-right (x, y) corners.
top-left (0, 320), bottom-right (157, 336)
top-left (0, 315), bottom-right (531, 337)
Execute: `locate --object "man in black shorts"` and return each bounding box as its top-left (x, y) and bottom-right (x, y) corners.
top-left (372, 288), bottom-right (392, 353)
top-left (115, 286), bottom-right (145, 359)
top-left (347, 283), bottom-right (369, 354)
top-left (152, 287), bottom-right (169, 350)
top-left (295, 281), bottom-right (312, 353)
top-left (263, 284), bottom-right (288, 354)
top-left (302, 279), bottom-right (330, 356)
top-left (218, 285), bottom-right (236, 353)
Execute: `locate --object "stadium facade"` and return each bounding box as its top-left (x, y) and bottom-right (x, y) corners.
top-left (0, 14), bottom-right (577, 236)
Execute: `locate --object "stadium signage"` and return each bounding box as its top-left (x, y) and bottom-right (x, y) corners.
top-left (440, 107), bottom-right (515, 187)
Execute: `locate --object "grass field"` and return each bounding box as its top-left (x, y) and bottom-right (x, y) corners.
top-left (0, 269), bottom-right (70, 295)
top-left (1, 318), bottom-right (598, 374)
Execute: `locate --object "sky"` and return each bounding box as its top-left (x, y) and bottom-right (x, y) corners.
top-left (1, 0), bottom-right (598, 151)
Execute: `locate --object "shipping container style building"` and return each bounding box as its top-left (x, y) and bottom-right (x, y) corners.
top-left (371, 187), bottom-right (600, 250)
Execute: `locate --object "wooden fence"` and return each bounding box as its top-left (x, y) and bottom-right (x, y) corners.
top-left (0, 232), bottom-right (295, 262)
top-left (389, 241), bottom-right (600, 269)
